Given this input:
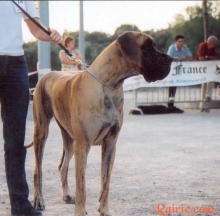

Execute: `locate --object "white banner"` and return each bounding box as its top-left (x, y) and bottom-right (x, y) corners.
top-left (123, 60), bottom-right (220, 91)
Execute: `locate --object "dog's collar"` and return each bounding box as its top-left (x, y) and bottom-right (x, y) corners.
top-left (81, 62), bottom-right (119, 90)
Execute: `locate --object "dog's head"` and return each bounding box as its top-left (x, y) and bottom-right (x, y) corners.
top-left (115, 31), bottom-right (172, 82)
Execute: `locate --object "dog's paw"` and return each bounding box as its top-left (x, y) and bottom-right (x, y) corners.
top-left (75, 209), bottom-right (87, 216)
top-left (75, 212), bottom-right (87, 216)
top-left (99, 212), bottom-right (112, 216)
top-left (98, 209), bottom-right (111, 216)
top-left (63, 195), bottom-right (75, 204)
top-left (32, 195), bottom-right (45, 211)
top-left (75, 214), bottom-right (87, 216)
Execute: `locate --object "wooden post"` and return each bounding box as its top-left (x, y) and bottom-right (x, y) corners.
top-left (202, 0), bottom-right (209, 42)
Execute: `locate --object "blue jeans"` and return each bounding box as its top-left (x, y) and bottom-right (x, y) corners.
top-left (0, 55), bottom-right (32, 211)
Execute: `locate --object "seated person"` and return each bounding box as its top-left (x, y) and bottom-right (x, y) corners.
top-left (167, 34), bottom-right (193, 112)
top-left (196, 35), bottom-right (219, 112)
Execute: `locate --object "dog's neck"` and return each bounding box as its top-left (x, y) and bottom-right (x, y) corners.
top-left (88, 42), bottom-right (137, 89)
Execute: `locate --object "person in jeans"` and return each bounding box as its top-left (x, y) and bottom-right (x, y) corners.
top-left (0, 1), bottom-right (62, 215)
top-left (167, 34), bottom-right (193, 112)
top-left (196, 36), bottom-right (219, 112)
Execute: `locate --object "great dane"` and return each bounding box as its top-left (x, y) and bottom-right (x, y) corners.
top-left (30, 31), bottom-right (172, 216)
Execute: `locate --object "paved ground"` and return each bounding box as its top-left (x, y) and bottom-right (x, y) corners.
top-left (0, 91), bottom-right (220, 216)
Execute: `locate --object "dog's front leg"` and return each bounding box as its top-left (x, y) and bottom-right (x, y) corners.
top-left (74, 142), bottom-right (91, 216)
top-left (98, 141), bottom-right (116, 216)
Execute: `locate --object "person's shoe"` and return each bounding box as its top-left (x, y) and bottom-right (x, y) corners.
top-left (11, 207), bottom-right (42, 216)
top-left (168, 96), bottom-right (174, 103)
top-left (205, 108), bottom-right (210, 113)
top-left (168, 97), bottom-right (175, 108)
top-left (201, 108), bottom-right (210, 113)
top-left (201, 108), bottom-right (205, 112)
top-left (205, 97), bottom-right (211, 102)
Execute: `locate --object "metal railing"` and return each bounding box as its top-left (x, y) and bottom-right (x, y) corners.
top-left (130, 84), bottom-right (220, 114)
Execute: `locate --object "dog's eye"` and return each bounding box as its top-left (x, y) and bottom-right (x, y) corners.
top-left (141, 39), bottom-right (156, 50)
top-left (141, 44), bottom-right (155, 52)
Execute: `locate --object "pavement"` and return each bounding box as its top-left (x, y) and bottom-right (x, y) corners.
top-left (0, 91), bottom-right (220, 216)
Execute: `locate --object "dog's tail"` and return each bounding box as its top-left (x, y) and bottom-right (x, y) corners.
top-left (25, 142), bottom-right (33, 148)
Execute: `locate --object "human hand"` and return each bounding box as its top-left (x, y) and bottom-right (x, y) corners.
top-left (47, 27), bottom-right (62, 44)
top-left (77, 64), bottom-right (83, 70)
top-left (173, 57), bottom-right (181, 61)
top-left (74, 59), bottom-right (82, 65)
top-left (180, 56), bottom-right (186, 61)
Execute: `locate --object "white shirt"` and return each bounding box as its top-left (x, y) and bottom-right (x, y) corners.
top-left (0, 1), bottom-right (39, 56)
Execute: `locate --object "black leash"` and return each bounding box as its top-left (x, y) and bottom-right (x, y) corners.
top-left (11, 0), bottom-right (74, 59)
top-left (12, 1), bottom-right (115, 89)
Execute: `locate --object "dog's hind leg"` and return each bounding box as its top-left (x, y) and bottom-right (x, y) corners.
top-left (98, 140), bottom-right (117, 216)
top-left (57, 121), bottom-right (75, 204)
top-left (32, 90), bottom-right (53, 211)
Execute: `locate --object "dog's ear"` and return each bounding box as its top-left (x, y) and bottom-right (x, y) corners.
top-left (115, 31), bottom-right (138, 64)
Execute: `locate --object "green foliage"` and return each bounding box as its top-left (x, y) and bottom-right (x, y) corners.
top-left (23, 41), bottom-right (37, 72)
top-left (167, 2), bottom-right (220, 57)
top-left (23, 41), bottom-right (38, 88)
top-left (85, 31), bottom-right (112, 64)
top-left (114, 24), bottom-right (141, 36)
top-left (23, 1), bottom-right (220, 87)
top-left (144, 29), bottom-right (173, 53)
top-left (51, 42), bottom-right (61, 71)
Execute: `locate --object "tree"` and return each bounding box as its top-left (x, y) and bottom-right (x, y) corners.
top-left (85, 31), bottom-right (112, 64)
top-left (203, 0), bottom-right (209, 41)
top-left (23, 0), bottom-right (220, 88)
top-left (144, 29), bottom-right (173, 53)
top-left (51, 42), bottom-right (62, 71)
top-left (168, 1), bottom-right (220, 56)
top-left (114, 24), bottom-right (140, 37)
top-left (23, 41), bottom-right (38, 88)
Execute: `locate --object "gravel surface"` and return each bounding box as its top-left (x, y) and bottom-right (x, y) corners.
top-left (0, 91), bottom-right (219, 216)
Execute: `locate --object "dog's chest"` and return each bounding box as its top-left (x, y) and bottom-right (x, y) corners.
top-left (104, 96), bottom-right (114, 109)
top-left (90, 96), bottom-right (122, 145)
top-left (103, 95), bottom-right (122, 120)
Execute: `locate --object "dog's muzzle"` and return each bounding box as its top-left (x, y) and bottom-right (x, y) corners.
top-left (140, 51), bottom-right (172, 83)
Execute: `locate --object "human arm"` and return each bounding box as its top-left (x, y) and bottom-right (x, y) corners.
top-left (180, 56), bottom-right (193, 61)
top-left (197, 43), bottom-right (218, 60)
top-left (171, 55), bottom-right (192, 61)
top-left (179, 45), bottom-right (193, 61)
top-left (75, 49), bottom-right (83, 61)
top-left (23, 1), bottom-right (61, 43)
top-left (59, 50), bottom-right (78, 65)
top-left (200, 55), bottom-right (219, 60)
top-left (167, 44), bottom-right (176, 60)
top-left (167, 44), bottom-right (189, 61)
top-left (181, 45), bottom-right (193, 61)
top-left (25, 18), bottom-right (62, 43)
top-left (197, 43), bottom-right (206, 60)
top-left (74, 50), bottom-right (83, 70)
